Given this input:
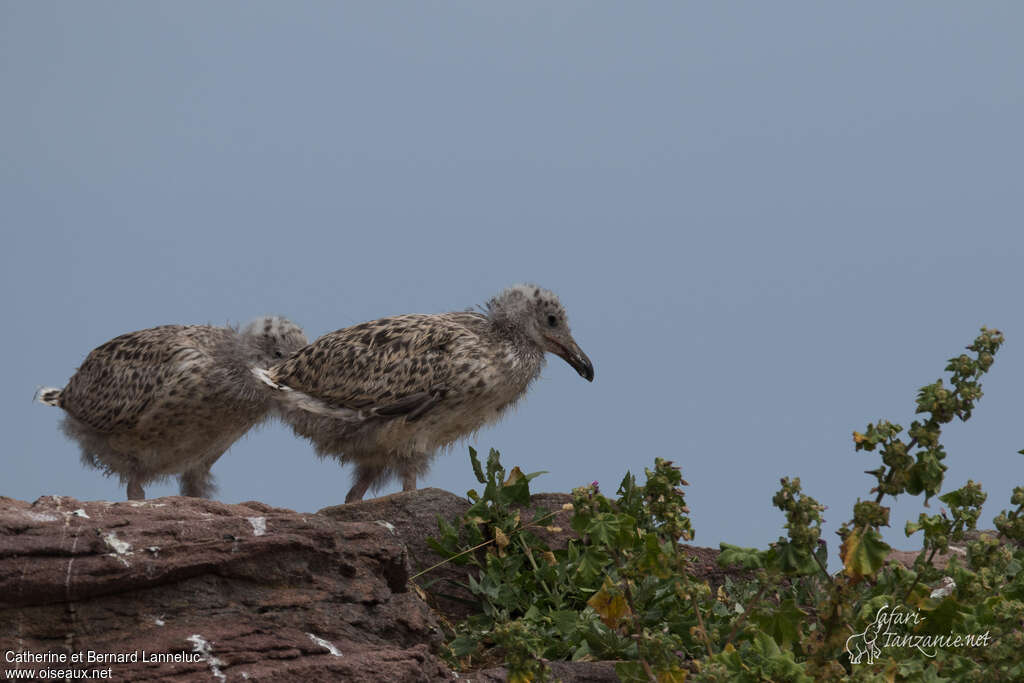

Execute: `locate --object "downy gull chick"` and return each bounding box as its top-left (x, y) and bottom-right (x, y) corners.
top-left (37, 317), bottom-right (308, 499)
top-left (255, 285), bottom-right (593, 503)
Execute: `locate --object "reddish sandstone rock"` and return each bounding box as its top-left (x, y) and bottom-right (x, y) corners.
top-left (0, 495), bottom-right (449, 681)
top-left (887, 529), bottom-right (1015, 571)
top-left (1, 488), bottom-right (745, 682)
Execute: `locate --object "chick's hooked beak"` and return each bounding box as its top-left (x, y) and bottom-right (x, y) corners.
top-left (544, 334), bottom-right (595, 382)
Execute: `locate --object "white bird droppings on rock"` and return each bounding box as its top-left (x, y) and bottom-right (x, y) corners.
top-left (187, 634), bottom-right (227, 683)
top-left (103, 531), bottom-right (133, 567)
top-left (247, 516), bottom-right (267, 536)
top-left (307, 633), bottom-right (343, 657)
top-left (23, 511), bottom-right (60, 523)
top-left (375, 520), bottom-right (397, 534)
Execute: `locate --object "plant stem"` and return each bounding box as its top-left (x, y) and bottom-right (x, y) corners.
top-left (640, 658), bottom-right (658, 683)
top-left (412, 508), bottom-right (561, 582)
top-left (691, 592), bottom-right (715, 658)
top-left (725, 585), bottom-right (767, 647)
top-left (813, 546), bottom-right (834, 585)
top-left (410, 538), bottom-right (495, 581)
top-left (519, 536), bottom-right (556, 600)
top-left (901, 546), bottom-right (940, 603)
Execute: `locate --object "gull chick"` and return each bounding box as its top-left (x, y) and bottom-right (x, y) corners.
top-left (37, 317), bottom-right (308, 499)
top-left (255, 285), bottom-right (594, 503)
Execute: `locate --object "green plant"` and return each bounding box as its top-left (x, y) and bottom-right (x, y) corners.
top-left (426, 448), bottom-right (706, 680)
top-left (422, 327), bottom-right (1023, 681)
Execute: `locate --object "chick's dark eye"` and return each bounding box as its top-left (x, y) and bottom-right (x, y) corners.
top-left (547, 315), bottom-right (558, 328)
top-left (274, 351), bottom-right (284, 359)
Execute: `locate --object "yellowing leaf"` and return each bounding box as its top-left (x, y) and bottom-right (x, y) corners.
top-left (840, 529), bottom-right (863, 579)
top-left (657, 667), bottom-right (688, 683)
top-left (853, 431), bottom-right (866, 444)
top-left (505, 466), bottom-right (525, 486)
top-left (840, 527), bottom-right (891, 580)
top-left (494, 528), bottom-right (510, 551)
top-left (541, 551), bottom-right (557, 566)
top-left (587, 579), bottom-right (632, 628)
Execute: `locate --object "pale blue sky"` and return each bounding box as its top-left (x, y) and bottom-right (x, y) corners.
top-left (4, 2), bottom-right (1022, 564)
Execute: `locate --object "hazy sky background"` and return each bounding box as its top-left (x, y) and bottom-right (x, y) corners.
top-left (4, 3), bottom-right (1022, 566)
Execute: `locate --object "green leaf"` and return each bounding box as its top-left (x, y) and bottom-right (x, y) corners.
top-left (550, 609), bottom-right (579, 636)
top-left (486, 447), bottom-right (505, 481)
top-left (636, 533), bottom-right (672, 578)
top-left (718, 543), bottom-right (766, 569)
top-left (575, 547), bottom-right (608, 584)
top-left (751, 598), bottom-right (804, 649)
top-left (918, 597), bottom-right (970, 636)
top-left (772, 539), bottom-right (820, 576)
top-left (613, 661), bottom-right (648, 683)
top-left (468, 446), bottom-right (485, 483)
top-left (586, 512), bottom-right (628, 548)
top-left (449, 634), bottom-right (480, 658)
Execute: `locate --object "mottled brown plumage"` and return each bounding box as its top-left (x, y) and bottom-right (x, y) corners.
top-left (256, 285), bottom-right (593, 502)
top-left (38, 317), bottom-right (308, 499)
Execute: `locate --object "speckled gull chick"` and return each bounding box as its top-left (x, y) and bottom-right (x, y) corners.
top-left (36, 317), bottom-right (308, 500)
top-left (253, 285), bottom-right (594, 503)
